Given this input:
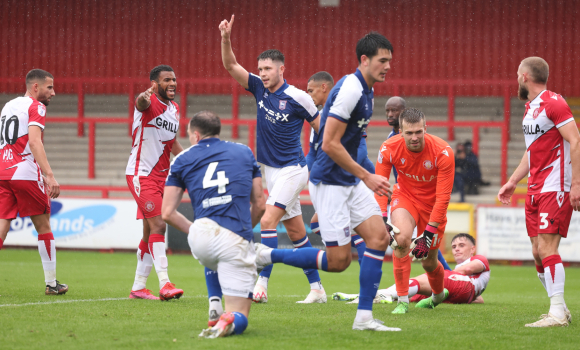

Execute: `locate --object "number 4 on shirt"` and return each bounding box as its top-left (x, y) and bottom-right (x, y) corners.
top-left (203, 162), bottom-right (229, 194)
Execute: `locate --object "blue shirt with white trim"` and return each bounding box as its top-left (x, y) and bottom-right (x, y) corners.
top-left (310, 69), bottom-right (374, 186)
top-left (246, 74), bottom-right (319, 168)
top-left (307, 128), bottom-right (373, 173)
top-left (165, 138), bottom-right (261, 242)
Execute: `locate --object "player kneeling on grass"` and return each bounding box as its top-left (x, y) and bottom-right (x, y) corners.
top-left (0, 69), bottom-right (68, 295)
top-left (334, 233), bottom-right (490, 305)
top-left (162, 111), bottom-right (266, 338)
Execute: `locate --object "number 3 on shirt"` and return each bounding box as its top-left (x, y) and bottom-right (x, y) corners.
top-left (203, 162), bottom-right (229, 194)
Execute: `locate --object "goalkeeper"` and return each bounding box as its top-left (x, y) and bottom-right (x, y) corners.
top-left (374, 108), bottom-right (455, 314)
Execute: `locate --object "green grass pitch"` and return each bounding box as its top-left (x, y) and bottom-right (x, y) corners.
top-left (1, 249), bottom-right (579, 349)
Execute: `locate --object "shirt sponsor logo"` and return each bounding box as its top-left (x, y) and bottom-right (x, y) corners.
top-left (203, 195), bottom-right (232, 208)
top-left (258, 100), bottom-right (289, 124)
top-left (398, 170), bottom-right (436, 182)
top-left (523, 124), bottom-right (543, 135)
top-left (279, 100), bottom-right (287, 110)
top-left (423, 160), bottom-right (433, 170)
top-left (154, 117), bottom-right (178, 133)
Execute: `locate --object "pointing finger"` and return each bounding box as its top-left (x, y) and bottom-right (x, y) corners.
top-left (229, 14), bottom-right (235, 27)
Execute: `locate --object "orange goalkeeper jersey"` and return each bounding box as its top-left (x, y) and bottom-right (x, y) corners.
top-left (375, 133), bottom-right (455, 224)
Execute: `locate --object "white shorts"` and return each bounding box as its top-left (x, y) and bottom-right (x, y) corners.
top-left (309, 181), bottom-right (382, 247)
top-left (188, 218), bottom-right (257, 298)
top-left (264, 164), bottom-right (308, 221)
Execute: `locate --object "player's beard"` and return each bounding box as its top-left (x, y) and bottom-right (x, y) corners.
top-left (158, 86), bottom-right (174, 101)
top-left (518, 83), bottom-right (529, 101)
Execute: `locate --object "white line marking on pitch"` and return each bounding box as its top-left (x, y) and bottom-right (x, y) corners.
top-left (0, 295), bottom-right (306, 307)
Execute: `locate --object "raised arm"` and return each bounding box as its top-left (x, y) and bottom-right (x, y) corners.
top-left (136, 83), bottom-right (155, 112)
top-left (219, 15), bottom-right (250, 89)
top-left (28, 125), bottom-right (59, 198)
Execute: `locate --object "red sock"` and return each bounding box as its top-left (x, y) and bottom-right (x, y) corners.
top-left (426, 262), bottom-right (445, 295)
top-left (0, 237), bottom-right (4, 250)
top-left (393, 255), bottom-right (411, 296)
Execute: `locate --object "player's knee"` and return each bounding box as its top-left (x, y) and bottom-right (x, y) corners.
top-left (327, 252), bottom-right (351, 272)
top-left (394, 234), bottom-right (412, 250)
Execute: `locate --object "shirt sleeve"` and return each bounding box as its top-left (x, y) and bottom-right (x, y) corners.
top-left (166, 159), bottom-right (186, 189)
top-left (290, 92), bottom-right (320, 123)
top-left (245, 73), bottom-right (263, 95)
top-left (547, 96), bottom-right (575, 128)
top-left (429, 147), bottom-right (455, 224)
top-left (28, 101), bottom-right (46, 130)
top-left (374, 142), bottom-right (393, 213)
top-left (328, 76), bottom-right (362, 123)
top-left (471, 255), bottom-right (490, 271)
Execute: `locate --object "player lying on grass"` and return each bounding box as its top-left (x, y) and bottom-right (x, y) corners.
top-left (162, 111), bottom-right (266, 338)
top-left (0, 69), bottom-right (68, 295)
top-left (333, 233), bottom-right (490, 305)
top-left (219, 15), bottom-right (325, 304)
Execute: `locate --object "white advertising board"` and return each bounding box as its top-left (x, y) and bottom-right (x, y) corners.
top-left (477, 207), bottom-right (580, 262)
top-left (5, 198), bottom-right (144, 249)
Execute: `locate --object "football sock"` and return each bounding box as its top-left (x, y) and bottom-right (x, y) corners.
top-left (259, 229), bottom-right (278, 279)
top-left (292, 235), bottom-right (322, 285)
top-left (270, 248), bottom-right (328, 271)
top-left (351, 233), bottom-right (366, 266)
top-left (437, 250), bottom-right (451, 271)
top-left (132, 239), bottom-right (153, 291)
top-left (205, 267), bottom-right (223, 299)
top-left (148, 233), bottom-right (170, 289)
top-left (0, 237), bottom-right (3, 250)
top-left (427, 262), bottom-right (445, 303)
top-left (408, 279), bottom-right (420, 298)
top-left (393, 254), bottom-right (411, 298)
top-left (358, 248), bottom-right (386, 311)
top-left (310, 222), bottom-right (320, 235)
top-left (536, 264), bottom-right (547, 292)
top-left (542, 255), bottom-right (566, 320)
top-left (231, 312), bottom-right (248, 335)
top-left (355, 309), bottom-right (373, 323)
top-left (37, 233), bottom-right (56, 287)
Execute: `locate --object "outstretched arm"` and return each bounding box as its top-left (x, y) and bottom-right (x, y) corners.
top-left (162, 186), bottom-right (192, 234)
top-left (219, 15), bottom-right (250, 89)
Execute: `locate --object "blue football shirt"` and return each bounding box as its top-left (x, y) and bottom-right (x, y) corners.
top-left (307, 127), bottom-right (374, 173)
top-left (165, 138), bottom-right (261, 242)
top-left (310, 69), bottom-right (374, 186)
top-left (246, 74), bottom-right (319, 168)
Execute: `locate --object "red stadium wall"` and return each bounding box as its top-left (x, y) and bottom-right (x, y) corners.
top-left (1, 0), bottom-right (578, 96)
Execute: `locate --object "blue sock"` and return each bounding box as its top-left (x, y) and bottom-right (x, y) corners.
top-left (205, 267), bottom-right (222, 299)
top-left (293, 235), bottom-right (322, 285)
top-left (271, 248), bottom-right (328, 271)
top-left (310, 222), bottom-right (320, 235)
top-left (351, 234), bottom-right (366, 266)
top-left (438, 250), bottom-right (452, 271)
top-left (231, 312), bottom-right (248, 335)
top-left (358, 248), bottom-right (386, 311)
top-left (259, 230), bottom-right (278, 278)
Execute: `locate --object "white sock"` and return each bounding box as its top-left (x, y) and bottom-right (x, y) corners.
top-left (132, 245), bottom-right (153, 291)
top-left (398, 295), bottom-right (409, 304)
top-left (379, 285), bottom-right (398, 299)
top-left (355, 309), bottom-right (373, 323)
top-left (149, 236), bottom-right (170, 289)
top-left (37, 234), bottom-right (56, 286)
top-left (432, 290), bottom-right (446, 304)
top-left (257, 276), bottom-right (269, 289)
top-left (209, 297), bottom-right (223, 315)
top-left (310, 282), bottom-right (323, 291)
top-left (544, 260), bottom-right (566, 320)
top-left (537, 272), bottom-right (547, 292)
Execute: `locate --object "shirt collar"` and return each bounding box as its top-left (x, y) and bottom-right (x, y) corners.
top-left (273, 79), bottom-right (289, 95)
top-left (530, 89), bottom-right (547, 105)
top-left (354, 69), bottom-right (370, 93)
top-left (198, 137), bottom-right (221, 146)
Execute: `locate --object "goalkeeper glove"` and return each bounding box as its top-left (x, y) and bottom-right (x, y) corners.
top-left (382, 213), bottom-right (400, 250)
top-left (409, 224), bottom-right (437, 261)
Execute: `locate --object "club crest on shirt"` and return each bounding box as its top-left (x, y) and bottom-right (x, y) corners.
top-left (263, 92), bottom-right (268, 98)
top-left (557, 191), bottom-right (565, 207)
top-left (423, 160), bottom-right (433, 170)
top-left (145, 201), bottom-right (155, 212)
top-left (392, 199), bottom-right (399, 207)
top-left (279, 100), bottom-right (287, 110)
top-left (533, 109), bottom-right (540, 119)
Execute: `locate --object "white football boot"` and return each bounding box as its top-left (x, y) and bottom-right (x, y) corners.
top-left (352, 318), bottom-right (401, 331)
top-left (296, 289), bottom-right (327, 304)
top-left (525, 313), bottom-right (569, 327)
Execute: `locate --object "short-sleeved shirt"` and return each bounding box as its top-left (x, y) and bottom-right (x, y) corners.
top-left (455, 255), bottom-right (490, 297)
top-left (126, 94), bottom-right (179, 180)
top-left (0, 96), bottom-right (46, 181)
top-left (166, 138), bottom-right (262, 242)
top-left (310, 69), bottom-right (374, 186)
top-left (246, 74), bottom-right (319, 168)
top-left (523, 90), bottom-right (575, 194)
top-left (375, 133), bottom-right (455, 223)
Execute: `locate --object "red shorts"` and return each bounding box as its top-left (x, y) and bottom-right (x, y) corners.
top-left (0, 180), bottom-right (51, 219)
top-left (525, 192), bottom-right (572, 238)
top-left (126, 175), bottom-right (164, 219)
top-left (410, 270), bottom-right (476, 304)
top-left (391, 191), bottom-right (447, 249)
